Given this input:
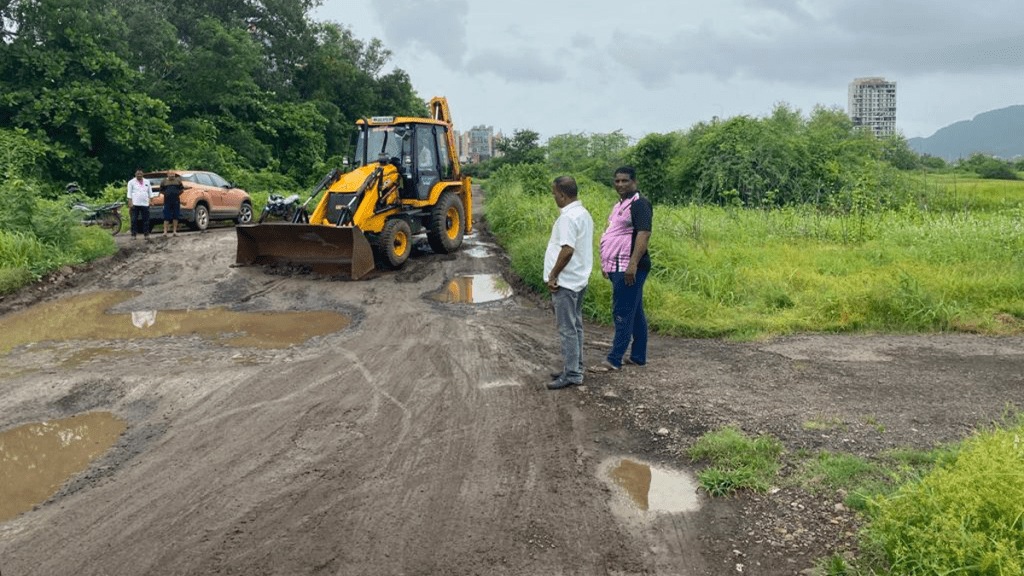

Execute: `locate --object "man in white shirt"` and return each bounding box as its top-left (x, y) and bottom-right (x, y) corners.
top-left (126, 169), bottom-right (156, 240)
top-left (544, 175), bottom-right (594, 389)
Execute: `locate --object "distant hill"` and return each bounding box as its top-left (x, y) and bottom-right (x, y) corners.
top-left (907, 105), bottom-right (1024, 161)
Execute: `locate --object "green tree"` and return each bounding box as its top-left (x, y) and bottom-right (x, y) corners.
top-left (546, 131), bottom-right (630, 183)
top-left (495, 129), bottom-right (545, 166)
top-left (959, 153), bottom-right (1020, 180)
top-left (919, 154), bottom-right (948, 170)
top-left (0, 0), bottom-right (170, 188)
top-left (881, 135), bottom-right (920, 170)
top-left (627, 132), bottom-right (684, 204)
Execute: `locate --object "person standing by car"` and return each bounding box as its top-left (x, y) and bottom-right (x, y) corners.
top-left (544, 175), bottom-right (594, 390)
top-left (126, 169), bottom-right (156, 240)
top-left (591, 166), bottom-right (653, 374)
top-left (160, 171), bottom-right (184, 237)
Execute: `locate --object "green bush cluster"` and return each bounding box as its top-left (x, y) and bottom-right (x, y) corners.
top-left (687, 427), bottom-right (783, 496)
top-left (863, 422), bottom-right (1024, 575)
top-left (625, 105), bottom-right (918, 209)
top-left (0, 178), bottom-right (115, 295)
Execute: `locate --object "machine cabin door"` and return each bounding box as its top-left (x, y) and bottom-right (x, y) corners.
top-left (414, 126), bottom-right (447, 200)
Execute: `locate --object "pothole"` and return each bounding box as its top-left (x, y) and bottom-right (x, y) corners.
top-left (0, 291), bottom-right (351, 354)
top-left (600, 457), bottom-right (702, 516)
top-left (430, 274), bottom-right (513, 304)
top-left (0, 411), bottom-right (127, 522)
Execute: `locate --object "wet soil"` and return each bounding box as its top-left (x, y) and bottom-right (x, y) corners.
top-left (1, 199), bottom-right (1021, 575)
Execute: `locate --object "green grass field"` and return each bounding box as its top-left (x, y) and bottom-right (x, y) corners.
top-left (486, 172), bottom-right (1024, 340)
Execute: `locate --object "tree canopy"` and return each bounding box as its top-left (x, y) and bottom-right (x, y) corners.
top-left (0, 0), bottom-right (424, 192)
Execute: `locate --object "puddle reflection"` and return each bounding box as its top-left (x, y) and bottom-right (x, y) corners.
top-left (0, 291), bottom-right (351, 354)
top-left (607, 458), bottom-right (701, 513)
top-left (432, 274), bottom-right (513, 304)
top-left (0, 412), bottom-right (126, 522)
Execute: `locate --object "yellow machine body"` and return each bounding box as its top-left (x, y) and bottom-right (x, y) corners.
top-left (236, 97), bottom-right (472, 279)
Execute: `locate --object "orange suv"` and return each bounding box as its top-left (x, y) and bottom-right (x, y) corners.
top-left (145, 170), bottom-right (254, 231)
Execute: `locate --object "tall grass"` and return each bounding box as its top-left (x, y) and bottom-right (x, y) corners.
top-left (860, 419), bottom-right (1024, 575)
top-left (0, 180), bottom-right (117, 295)
top-left (486, 169), bottom-right (1024, 339)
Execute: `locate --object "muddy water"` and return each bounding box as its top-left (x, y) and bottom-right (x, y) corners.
top-left (607, 458), bottom-right (701, 514)
top-left (431, 274), bottom-right (513, 304)
top-left (0, 291), bottom-right (351, 354)
top-left (0, 412), bottom-right (126, 522)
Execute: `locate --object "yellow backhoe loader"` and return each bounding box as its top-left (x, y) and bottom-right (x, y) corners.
top-left (235, 97), bottom-right (472, 279)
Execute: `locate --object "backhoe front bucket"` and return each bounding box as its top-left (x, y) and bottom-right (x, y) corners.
top-left (235, 223), bottom-right (376, 279)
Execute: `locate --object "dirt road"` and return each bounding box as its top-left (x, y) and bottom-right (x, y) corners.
top-left (1, 207), bottom-right (1022, 575)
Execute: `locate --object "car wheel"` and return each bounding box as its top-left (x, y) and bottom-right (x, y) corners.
top-left (192, 204), bottom-right (210, 231)
top-left (235, 202), bottom-right (253, 225)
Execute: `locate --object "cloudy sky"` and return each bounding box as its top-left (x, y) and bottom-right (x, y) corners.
top-left (313, 0), bottom-right (1023, 142)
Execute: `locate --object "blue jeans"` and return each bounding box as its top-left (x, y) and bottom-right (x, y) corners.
top-left (553, 286), bottom-right (586, 384)
top-left (607, 270), bottom-right (649, 367)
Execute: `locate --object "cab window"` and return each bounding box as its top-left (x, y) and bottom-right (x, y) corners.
top-left (436, 128), bottom-right (452, 179)
top-left (208, 173), bottom-right (229, 188)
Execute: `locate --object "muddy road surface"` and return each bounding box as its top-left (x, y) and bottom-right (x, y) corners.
top-left (2, 208), bottom-right (1022, 575)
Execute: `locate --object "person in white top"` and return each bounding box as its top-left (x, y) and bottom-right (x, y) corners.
top-left (543, 175), bottom-right (594, 389)
top-left (126, 168), bottom-right (156, 240)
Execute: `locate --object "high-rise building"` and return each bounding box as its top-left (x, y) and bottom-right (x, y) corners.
top-left (848, 77), bottom-right (897, 138)
top-left (454, 125), bottom-right (502, 163)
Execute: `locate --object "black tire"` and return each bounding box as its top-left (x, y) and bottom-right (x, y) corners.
top-left (190, 204), bottom-right (210, 231)
top-left (426, 190), bottom-right (465, 254)
top-left (101, 212), bottom-right (122, 236)
top-left (374, 218), bottom-right (412, 269)
top-left (235, 202), bottom-right (253, 225)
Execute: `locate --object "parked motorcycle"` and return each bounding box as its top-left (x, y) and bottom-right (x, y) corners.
top-left (257, 193), bottom-right (304, 223)
top-left (66, 182), bottom-right (124, 235)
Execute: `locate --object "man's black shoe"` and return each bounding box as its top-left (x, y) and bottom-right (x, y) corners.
top-left (547, 378), bottom-right (581, 390)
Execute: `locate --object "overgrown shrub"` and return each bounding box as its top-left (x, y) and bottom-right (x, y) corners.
top-left (863, 421), bottom-right (1024, 575)
top-left (0, 178), bottom-right (115, 294)
top-left (489, 163), bottom-right (552, 197)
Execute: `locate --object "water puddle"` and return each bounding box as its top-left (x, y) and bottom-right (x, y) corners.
top-left (63, 347), bottom-right (128, 368)
top-left (431, 274), bottom-right (513, 304)
top-left (602, 458), bottom-right (701, 514)
top-left (0, 411), bottom-right (126, 522)
top-left (463, 245), bottom-right (492, 259)
top-left (0, 291), bottom-right (351, 355)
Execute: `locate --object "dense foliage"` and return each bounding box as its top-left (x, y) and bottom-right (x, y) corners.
top-left (0, 0), bottom-right (424, 192)
top-left (862, 419), bottom-right (1024, 575)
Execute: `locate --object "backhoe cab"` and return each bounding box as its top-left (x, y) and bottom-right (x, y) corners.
top-left (236, 97), bottom-right (472, 279)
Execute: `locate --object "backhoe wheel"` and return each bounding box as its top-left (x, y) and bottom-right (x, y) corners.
top-left (377, 218), bottom-right (412, 269)
top-left (427, 190), bottom-right (465, 254)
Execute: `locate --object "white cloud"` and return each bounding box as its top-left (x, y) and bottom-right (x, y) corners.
top-left (315, 0), bottom-right (1024, 140)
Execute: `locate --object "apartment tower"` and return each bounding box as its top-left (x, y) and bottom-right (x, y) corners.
top-left (848, 77), bottom-right (897, 138)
